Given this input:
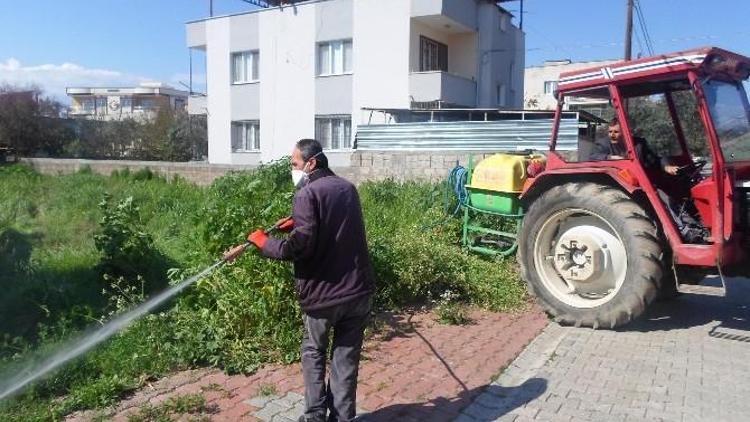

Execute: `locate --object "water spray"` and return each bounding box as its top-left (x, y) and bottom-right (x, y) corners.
top-left (0, 218), bottom-right (288, 402)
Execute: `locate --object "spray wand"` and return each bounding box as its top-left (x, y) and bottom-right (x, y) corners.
top-left (222, 216), bottom-right (291, 262)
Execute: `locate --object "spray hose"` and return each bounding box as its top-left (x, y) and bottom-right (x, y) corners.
top-left (447, 165), bottom-right (469, 215)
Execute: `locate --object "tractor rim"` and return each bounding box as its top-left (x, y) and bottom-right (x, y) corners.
top-left (533, 208), bottom-right (628, 309)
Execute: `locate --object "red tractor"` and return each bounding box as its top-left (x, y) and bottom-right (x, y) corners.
top-left (514, 47), bottom-right (750, 328)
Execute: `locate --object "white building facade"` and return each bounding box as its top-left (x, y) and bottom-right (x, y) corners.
top-left (524, 59), bottom-right (618, 115)
top-left (186, 0), bottom-right (524, 165)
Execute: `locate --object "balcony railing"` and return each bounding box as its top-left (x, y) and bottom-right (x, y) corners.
top-left (409, 71), bottom-right (477, 108)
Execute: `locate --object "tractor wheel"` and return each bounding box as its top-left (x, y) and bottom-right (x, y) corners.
top-left (518, 183), bottom-right (663, 329)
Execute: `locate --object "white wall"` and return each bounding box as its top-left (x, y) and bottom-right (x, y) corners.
top-left (205, 17), bottom-right (232, 164)
top-left (352, 0), bottom-right (411, 112)
top-left (258, 5), bottom-right (317, 163)
top-left (231, 83), bottom-right (260, 120)
top-left (476, 4), bottom-right (524, 109)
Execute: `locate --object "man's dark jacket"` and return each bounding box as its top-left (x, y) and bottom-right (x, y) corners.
top-left (261, 168), bottom-right (375, 312)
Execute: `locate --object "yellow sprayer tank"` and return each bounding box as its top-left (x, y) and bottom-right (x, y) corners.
top-left (466, 153), bottom-right (542, 214)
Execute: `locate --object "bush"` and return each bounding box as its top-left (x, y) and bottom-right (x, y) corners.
top-left (94, 195), bottom-right (172, 292)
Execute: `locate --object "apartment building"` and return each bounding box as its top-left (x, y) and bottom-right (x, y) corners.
top-left (186, 0), bottom-right (524, 165)
top-left (66, 82), bottom-right (188, 121)
top-left (524, 59), bottom-right (618, 116)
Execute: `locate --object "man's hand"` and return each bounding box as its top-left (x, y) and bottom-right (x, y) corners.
top-left (223, 244), bottom-right (247, 263)
top-left (664, 165), bottom-right (680, 176)
top-left (276, 217), bottom-right (294, 233)
top-left (247, 229), bottom-right (269, 249)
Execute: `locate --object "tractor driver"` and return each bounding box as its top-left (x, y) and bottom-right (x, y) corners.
top-left (590, 117), bottom-right (681, 176)
top-left (589, 118), bottom-right (707, 243)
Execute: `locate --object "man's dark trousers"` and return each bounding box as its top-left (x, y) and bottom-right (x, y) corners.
top-left (301, 294), bottom-right (371, 422)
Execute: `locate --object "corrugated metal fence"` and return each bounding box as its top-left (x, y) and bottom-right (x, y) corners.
top-left (355, 117), bottom-right (579, 151)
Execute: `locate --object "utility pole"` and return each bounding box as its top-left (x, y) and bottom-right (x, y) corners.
top-left (624, 0), bottom-right (634, 60)
top-left (209, 0), bottom-right (214, 16)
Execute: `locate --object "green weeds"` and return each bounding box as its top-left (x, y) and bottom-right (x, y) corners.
top-left (0, 162), bottom-right (525, 421)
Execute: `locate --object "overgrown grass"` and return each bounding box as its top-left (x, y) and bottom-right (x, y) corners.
top-left (0, 162), bottom-right (525, 421)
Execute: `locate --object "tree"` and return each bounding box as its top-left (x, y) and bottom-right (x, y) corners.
top-left (0, 84), bottom-right (73, 156)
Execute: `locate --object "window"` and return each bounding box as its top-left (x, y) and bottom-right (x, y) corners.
top-left (315, 115), bottom-right (352, 150)
top-left (419, 36), bottom-right (448, 72)
top-left (135, 98), bottom-right (155, 111)
top-left (497, 84), bottom-right (506, 106)
top-left (96, 97), bottom-right (107, 114)
top-left (499, 14), bottom-right (508, 32)
top-left (703, 79), bottom-right (750, 162)
top-left (120, 97), bottom-right (132, 112)
top-left (554, 87), bottom-right (613, 163)
top-left (232, 51), bottom-right (259, 83)
top-left (231, 121), bottom-right (261, 152)
top-left (318, 40), bottom-right (352, 76)
top-left (81, 98), bottom-right (95, 112)
top-left (544, 81), bottom-right (558, 95)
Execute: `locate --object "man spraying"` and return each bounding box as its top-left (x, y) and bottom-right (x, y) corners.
top-left (225, 139), bottom-right (375, 422)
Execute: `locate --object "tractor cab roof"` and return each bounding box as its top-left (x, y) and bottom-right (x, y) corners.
top-left (557, 47), bottom-right (750, 96)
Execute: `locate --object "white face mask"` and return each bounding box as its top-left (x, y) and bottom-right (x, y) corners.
top-left (291, 151), bottom-right (322, 189)
top-left (291, 168), bottom-right (307, 189)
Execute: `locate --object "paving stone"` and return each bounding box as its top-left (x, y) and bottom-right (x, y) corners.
top-left (255, 402), bottom-right (291, 421)
top-left (246, 394), bottom-right (279, 408)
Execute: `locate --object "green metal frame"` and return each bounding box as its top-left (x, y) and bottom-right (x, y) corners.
top-left (460, 156), bottom-right (525, 257)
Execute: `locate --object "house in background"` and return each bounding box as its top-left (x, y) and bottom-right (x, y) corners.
top-left (186, 0), bottom-right (524, 166)
top-left (66, 82), bottom-right (188, 121)
top-left (524, 59), bottom-right (618, 117)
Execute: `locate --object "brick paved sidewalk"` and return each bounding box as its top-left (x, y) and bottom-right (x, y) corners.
top-left (67, 306), bottom-right (547, 421)
top-left (457, 277), bottom-right (750, 422)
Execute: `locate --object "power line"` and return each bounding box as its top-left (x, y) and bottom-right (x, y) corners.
top-left (634, 0), bottom-right (655, 55)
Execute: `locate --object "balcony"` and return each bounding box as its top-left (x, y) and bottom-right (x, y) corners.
top-left (409, 71), bottom-right (476, 107)
top-left (411, 0), bottom-right (477, 34)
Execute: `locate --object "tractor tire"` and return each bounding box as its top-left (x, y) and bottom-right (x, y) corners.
top-left (518, 182), bottom-right (663, 329)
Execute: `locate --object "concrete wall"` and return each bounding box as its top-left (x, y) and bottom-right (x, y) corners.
top-left (21, 151), bottom-right (499, 187)
top-left (20, 158), bottom-right (254, 186)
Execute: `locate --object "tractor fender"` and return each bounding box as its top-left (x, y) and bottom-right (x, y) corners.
top-left (520, 167), bottom-right (641, 205)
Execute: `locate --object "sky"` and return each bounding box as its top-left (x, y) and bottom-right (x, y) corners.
top-left (0, 0), bottom-right (748, 102)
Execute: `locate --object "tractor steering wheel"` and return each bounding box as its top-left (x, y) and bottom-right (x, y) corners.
top-left (676, 159), bottom-right (707, 184)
